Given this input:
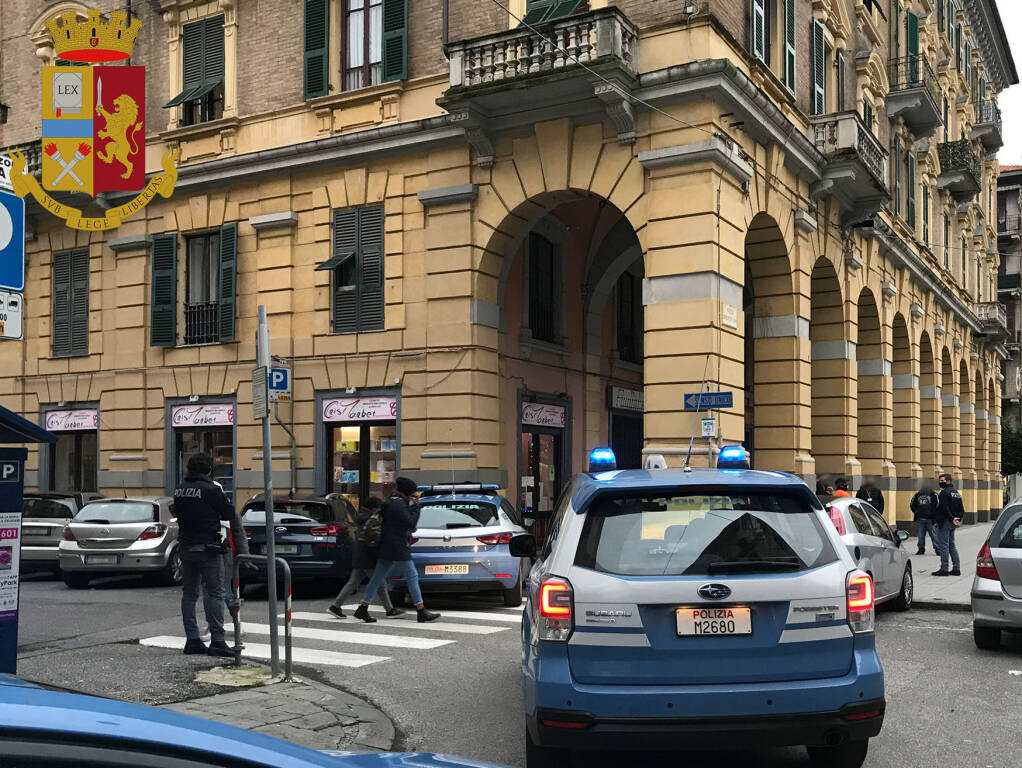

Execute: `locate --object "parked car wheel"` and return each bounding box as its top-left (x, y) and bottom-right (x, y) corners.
top-left (806, 739), bottom-right (869, 768)
top-left (525, 727), bottom-right (570, 768)
top-left (973, 624), bottom-right (1002, 650)
top-left (63, 572), bottom-right (90, 590)
top-left (503, 568), bottom-right (524, 607)
top-left (889, 566), bottom-right (913, 611)
top-left (157, 547), bottom-right (183, 587)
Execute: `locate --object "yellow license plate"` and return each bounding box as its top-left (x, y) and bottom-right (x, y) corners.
top-left (425, 564), bottom-right (469, 575)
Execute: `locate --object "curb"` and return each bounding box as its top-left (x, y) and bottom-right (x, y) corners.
top-left (304, 678), bottom-right (396, 751)
top-left (911, 600), bottom-right (971, 612)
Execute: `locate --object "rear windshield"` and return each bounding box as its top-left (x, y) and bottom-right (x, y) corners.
top-left (75, 502), bottom-right (157, 524)
top-left (418, 502), bottom-right (498, 529)
top-left (243, 503), bottom-right (332, 524)
top-left (575, 492), bottom-right (837, 576)
top-left (22, 497), bottom-right (75, 519)
top-left (994, 507), bottom-right (1022, 549)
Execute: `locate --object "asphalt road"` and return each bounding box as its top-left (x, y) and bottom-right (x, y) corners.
top-left (15, 572), bottom-right (1022, 768)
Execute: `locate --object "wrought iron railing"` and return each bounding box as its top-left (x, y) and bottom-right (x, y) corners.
top-left (937, 139), bottom-right (981, 185)
top-left (184, 302), bottom-right (219, 345)
top-left (0, 139), bottom-right (42, 178)
top-left (888, 55), bottom-right (940, 104)
top-left (446, 6), bottom-right (637, 89)
top-left (810, 111), bottom-right (887, 184)
top-left (976, 100), bottom-right (1001, 126)
top-left (998, 216), bottom-right (1020, 234)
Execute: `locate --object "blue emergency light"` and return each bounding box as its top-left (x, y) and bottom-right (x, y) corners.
top-left (716, 445), bottom-right (750, 470)
top-left (588, 447), bottom-right (617, 472)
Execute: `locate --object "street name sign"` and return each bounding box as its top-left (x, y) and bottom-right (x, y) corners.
top-left (683, 391), bottom-right (734, 410)
top-left (252, 366), bottom-right (268, 420)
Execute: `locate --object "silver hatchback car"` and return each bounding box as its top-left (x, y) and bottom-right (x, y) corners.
top-left (971, 502), bottom-right (1022, 649)
top-left (825, 498), bottom-right (913, 610)
top-left (58, 497), bottom-right (180, 589)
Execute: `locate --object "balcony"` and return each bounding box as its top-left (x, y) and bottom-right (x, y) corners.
top-left (0, 139), bottom-right (42, 179)
top-left (972, 101), bottom-right (1003, 152)
top-left (809, 111), bottom-right (890, 226)
top-left (886, 56), bottom-right (942, 139)
top-left (441, 6), bottom-right (639, 163)
top-left (976, 301), bottom-right (1009, 342)
top-left (184, 302), bottom-right (219, 346)
top-left (998, 215), bottom-right (1020, 241)
top-left (937, 139), bottom-right (982, 203)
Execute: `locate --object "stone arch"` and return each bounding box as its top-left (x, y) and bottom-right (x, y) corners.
top-left (919, 331), bottom-right (940, 476)
top-left (975, 368), bottom-right (988, 479)
top-left (856, 288), bottom-right (886, 477)
top-left (582, 213), bottom-right (643, 359)
top-left (941, 348), bottom-right (959, 474)
top-left (810, 256), bottom-right (850, 481)
top-left (892, 314), bottom-right (918, 501)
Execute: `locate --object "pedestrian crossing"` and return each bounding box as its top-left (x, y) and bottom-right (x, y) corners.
top-left (140, 602), bottom-right (522, 670)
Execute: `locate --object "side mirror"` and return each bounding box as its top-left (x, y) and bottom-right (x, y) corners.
top-left (509, 533), bottom-right (537, 559)
top-left (897, 529), bottom-right (910, 542)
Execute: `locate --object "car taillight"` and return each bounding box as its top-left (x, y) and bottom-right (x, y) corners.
top-left (477, 533), bottom-right (513, 545)
top-left (977, 541), bottom-right (1000, 581)
top-left (537, 576), bottom-right (573, 642)
top-left (137, 524), bottom-right (167, 541)
top-left (828, 505), bottom-right (846, 535)
top-left (61, 527), bottom-right (76, 541)
top-left (310, 524), bottom-right (342, 536)
top-left (846, 570), bottom-right (874, 634)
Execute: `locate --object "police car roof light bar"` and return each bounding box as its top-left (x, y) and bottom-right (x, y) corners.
top-left (716, 445), bottom-right (750, 470)
top-left (588, 447), bottom-right (617, 473)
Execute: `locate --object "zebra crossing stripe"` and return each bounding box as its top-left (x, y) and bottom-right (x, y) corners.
top-left (242, 623), bottom-right (453, 649)
top-left (288, 611), bottom-right (508, 635)
top-left (138, 636), bottom-right (387, 668)
top-left (340, 606), bottom-right (522, 623)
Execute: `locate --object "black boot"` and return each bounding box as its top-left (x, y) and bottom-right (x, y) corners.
top-left (327, 604), bottom-right (346, 619)
top-left (207, 640), bottom-right (234, 658)
top-left (353, 604), bottom-right (377, 623)
top-left (183, 638), bottom-right (208, 655)
top-left (385, 608), bottom-right (405, 617)
top-left (417, 608), bottom-right (441, 623)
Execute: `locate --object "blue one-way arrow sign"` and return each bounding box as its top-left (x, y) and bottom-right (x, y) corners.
top-left (683, 391), bottom-right (734, 410)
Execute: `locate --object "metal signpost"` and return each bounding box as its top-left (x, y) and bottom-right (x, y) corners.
top-left (0, 448), bottom-right (27, 674)
top-left (253, 306), bottom-right (280, 676)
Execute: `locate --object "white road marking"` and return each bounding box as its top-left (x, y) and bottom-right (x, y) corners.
top-left (138, 636), bottom-right (387, 668)
top-left (242, 623), bottom-right (453, 649)
top-left (340, 605), bottom-right (522, 623)
top-left (288, 611), bottom-right (508, 635)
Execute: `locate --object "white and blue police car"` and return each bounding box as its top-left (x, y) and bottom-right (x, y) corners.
top-left (510, 446), bottom-right (884, 768)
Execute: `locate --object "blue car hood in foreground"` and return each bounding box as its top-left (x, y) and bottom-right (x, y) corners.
top-left (0, 677), bottom-right (508, 768)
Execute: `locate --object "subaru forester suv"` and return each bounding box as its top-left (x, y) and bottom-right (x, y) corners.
top-left (511, 463), bottom-right (884, 768)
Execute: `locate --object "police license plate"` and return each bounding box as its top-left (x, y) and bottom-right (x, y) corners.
top-left (85, 555), bottom-right (119, 565)
top-left (425, 564), bottom-right (469, 575)
top-left (266, 545), bottom-right (299, 554)
top-left (676, 607), bottom-right (752, 636)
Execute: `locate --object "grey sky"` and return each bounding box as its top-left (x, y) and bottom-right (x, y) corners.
top-left (997, 1), bottom-right (1022, 165)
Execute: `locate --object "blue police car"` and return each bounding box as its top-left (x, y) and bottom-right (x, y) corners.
top-left (510, 447), bottom-right (884, 768)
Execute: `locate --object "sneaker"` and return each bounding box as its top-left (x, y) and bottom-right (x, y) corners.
top-left (183, 638), bottom-right (208, 655)
top-left (353, 604), bottom-right (377, 624)
top-left (385, 608), bottom-right (405, 617)
top-left (417, 608), bottom-right (441, 623)
top-left (949, 569), bottom-right (962, 576)
top-left (207, 640), bottom-right (234, 658)
top-left (932, 569), bottom-right (950, 577)
top-left (327, 604), bottom-right (346, 619)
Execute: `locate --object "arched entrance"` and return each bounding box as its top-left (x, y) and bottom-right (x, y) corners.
top-left (810, 256), bottom-right (851, 487)
top-left (975, 369), bottom-right (988, 521)
top-left (959, 361), bottom-right (975, 520)
top-left (919, 332), bottom-right (940, 477)
top-left (892, 314), bottom-right (916, 522)
top-left (856, 289), bottom-right (885, 479)
top-left (941, 348), bottom-right (959, 474)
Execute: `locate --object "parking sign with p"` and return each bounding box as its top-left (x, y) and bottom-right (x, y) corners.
top-left (268, 366), bottom-right (291, 402)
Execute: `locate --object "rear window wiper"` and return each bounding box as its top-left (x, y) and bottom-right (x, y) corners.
top-left (705, 559), bottom-right (802, 573)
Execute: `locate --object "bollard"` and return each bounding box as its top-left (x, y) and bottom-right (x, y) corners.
top-left (231, 553), bottom-right (293, 682)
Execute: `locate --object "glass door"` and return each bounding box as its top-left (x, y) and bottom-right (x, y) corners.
top-left (368, 425), bottom-right (397, 501)
top-left (520, 430), bottom-right (563, 541)
top-left (330, 425), bottom-right (363, 509)
top-left (51, 432), bottom-right (98, 492)
top-left (176, 427), bottom-right (235, 503)
top-left (329, 422), bottom-right (398, 508)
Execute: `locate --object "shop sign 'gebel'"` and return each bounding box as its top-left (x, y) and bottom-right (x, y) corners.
top-left (5, 9), bottom-right (179, 231)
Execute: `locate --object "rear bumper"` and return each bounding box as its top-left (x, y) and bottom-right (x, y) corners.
top-left (58, 547), bottom-right (171, 573)
top-left (528, 700), bottom-right (885, 750)
top-left (971, 576), bottom-right (1022, 628)
top-left (19, 546), bottom-right (60, 565)
top-left (389, 550), bottom-right (520, 593)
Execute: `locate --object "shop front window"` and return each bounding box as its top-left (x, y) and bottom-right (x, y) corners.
top-left (52, 432), bottom-right (98, 493)
top-left (329, 423), bottom-right (397, 508)
top-left (175, 426), bottom-right (234, 503)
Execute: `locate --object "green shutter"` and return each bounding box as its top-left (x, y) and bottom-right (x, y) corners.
top-left (52, 252), bottom-right (71, 357)
top-left (522, 0), bottom-right (553, 24)
top-left (218, 222), bottom-right (238, 342)
top-left (151, 234), bottom-right (178, 347)
top-left (304, 0), bottom-right (329, 99)
top-left (893, 0), bottom-right (900, 59)
top-left (70, 249), bottom-right (90, 356)
top-left (751, 0), bottom-right (766, 62)
top-left (906, 12), bottom-right (919, 84)
top-left (165, 21), bottom-right (204, 107)
top-left (836, 51), bottom-right (845, 111)
top-left (956, 25), bottom-right (962, 72)
top-left (907, 152), bottom-right (916, 228)
top-left (546, 0), bottom-right (582, 22)
top-left (358, 206), bottom-right (385, 332)
top-left (332, 208), bottom-right (359, 334)
top-left (381, 0), bottom-right (408, 83)
top-left (893, 137), bottom-right (902, 215)
top-left (784, 0), bottom-right (796, 92)
top-left (204, 16), bottom-right (225, 85)
top-left (811, 19), bottom-right (826, 115)
top-left (923, 185), bottom-right (930, 245)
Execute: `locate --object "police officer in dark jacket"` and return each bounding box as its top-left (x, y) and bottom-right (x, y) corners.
top-left (175, 453), bottom-right (238, 656)
top-left (932, 473), bottom-right (965, 577)
top-left (352, 477), bottom-right (440, 624)
top-left (910, 481), bottom-right (939, 555)
top-left (856, 476), bottom-right (885, 516)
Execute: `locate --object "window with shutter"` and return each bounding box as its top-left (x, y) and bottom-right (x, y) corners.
top-left (965, 40), bottom-right (971, 83)
top-left (751, 0), bottom-right (766, 62)
top-left (906, 12), bottom-right (919, 85)
top-left (956, 24), bottom-right (962, 72)
top-left (51, 249), bottom-right (90, 358)
top-left (836, 51), bottom-right (845, 111)
top-left (906, 152), bottom-right (916, 228)
top-left (811, 19), bottom-right (826, 115)
top-left (357, 205), bottom-right (385, 331)
top-left (164, 16), bottom-right (224, 125)
top-left (893, 0), bottom-right (900, 60)
top-left (943, 95), bottom-right (949, 142)
top-left (184, 232), bottom-right (219, 345)
top-left (784, 0), bottom-right (796, 92)
top-left (150, 234), bottom-right (178, 347)
top-left (863, 98), bottom-right (874, 132)
top-left (961, 237), bottom-right (967, 284)
top-left (51, 252), bottom-right (71, 357)
top-left (218, 222), bottom-right (238, 343)
top-left (382, 0), bottom-right (408, 83)
top-left (320, 206), bottom-right (386, 333)
top-left (304, 0), bottom-right (330, 99)
top-left (523, 0), bottom-right (554, 24)
top-left (923, 185), bottom-right (930, 245)
top-left (529, 234), bottom-right (557, 343)
top-left (893, 136), bottom-right (902, 215)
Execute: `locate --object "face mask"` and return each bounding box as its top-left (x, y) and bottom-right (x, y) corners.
top-left (938, 482), bottom-right (948, 488)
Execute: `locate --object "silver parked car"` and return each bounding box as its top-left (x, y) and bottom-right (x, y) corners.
top-left (58, 497), bottom-right (180, 589)
top-left (825, 497), bottom-right (913, 610)
top-left (971, 501), bottom-right (1022, 649)
top-left (20, 491), bottom-right (104, 573)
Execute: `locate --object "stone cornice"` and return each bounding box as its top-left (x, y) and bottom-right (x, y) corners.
top-left (963, 0), bottom-right (1019, 92)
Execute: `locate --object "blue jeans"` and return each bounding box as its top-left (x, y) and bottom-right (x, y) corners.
top-left (361, 559), bottom-right (422, 607)
top-left (333, 567), bottom-right (395, 611)
top-left (936, 524), bottom-right (960, 572)
top-left (181, 545), bottom-right (226, 642)
top-left (916, 519), bottom-right (938, 553)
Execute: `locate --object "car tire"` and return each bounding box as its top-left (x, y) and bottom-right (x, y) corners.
top-left (890, 566), bottom-right (913, 611)
top-left (806, 738), bottom-right (868, 768)
top-left (973, 624), bottom-right (1001, 650)
top-left (63, 572), bottom-right (90, 590)
top-left (525, 726), bottom-right (570, 768)
top-left (156, 548), bottom-right (184, 587)
top-left (503, 569), bottom-right (524, 607)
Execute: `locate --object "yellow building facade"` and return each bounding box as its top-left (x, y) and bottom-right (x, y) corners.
top-left (0, 0), bottom-right (1014, 527)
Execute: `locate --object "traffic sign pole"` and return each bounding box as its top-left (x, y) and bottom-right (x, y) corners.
top-left (255, 306), bottom-right (280, 677)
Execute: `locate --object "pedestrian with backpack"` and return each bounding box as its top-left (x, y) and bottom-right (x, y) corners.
top-left (326, 496), bottom-right (402, 619)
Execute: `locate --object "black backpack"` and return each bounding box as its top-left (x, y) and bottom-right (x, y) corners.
top-left (355, 509), bottom-right (383, 548)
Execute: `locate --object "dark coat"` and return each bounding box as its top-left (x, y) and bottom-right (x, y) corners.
top-left (174, 473), bottom-right (236, 545)
top-left (376, 494), bottom-right (419, 562)
top-left (909, 489), bottom-right (939, 521)
top-left (352, 506), bottom-right (380, 570)
top-left (856, 485), bottom-right (885, 515)
top-left (935, 485), bottom-right (966, 527)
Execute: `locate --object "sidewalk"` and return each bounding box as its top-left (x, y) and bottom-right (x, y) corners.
top-left (910, 520), bottom-right (992, 610)
top-left (162, 673), bottom-right (395, 752)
